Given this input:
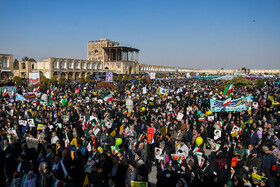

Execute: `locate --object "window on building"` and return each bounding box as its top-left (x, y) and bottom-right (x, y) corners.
top-left (22, 63), bottom-right (26, 69)
top-left (31, 63), bottom-right (35, 69)
top-left (1, 57), bottom-right (8, 68)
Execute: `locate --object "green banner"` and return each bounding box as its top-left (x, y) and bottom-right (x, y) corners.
top-left (210, 96), bottom-right (251, 112)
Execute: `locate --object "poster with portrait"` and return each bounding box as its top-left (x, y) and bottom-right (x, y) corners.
top-left (106, 72), bottom-right (113, 82)
top-left (27, 119), bottom-right (35, 127)
top-left (19, 120), bottom-right (27, 126)
top-left (214, 130), bottom-right (221, 140)
top-left (155, 147), bottom-right (164, 160)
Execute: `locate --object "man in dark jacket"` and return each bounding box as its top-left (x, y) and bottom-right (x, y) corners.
top-left (247, 128), bottom-right (259, 147)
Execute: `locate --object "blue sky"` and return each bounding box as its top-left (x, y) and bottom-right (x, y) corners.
top-left (0, 0), bottom-right (280, 69)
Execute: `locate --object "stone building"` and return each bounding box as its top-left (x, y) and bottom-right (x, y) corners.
top-left (0, 54), bottom-right (14, 79)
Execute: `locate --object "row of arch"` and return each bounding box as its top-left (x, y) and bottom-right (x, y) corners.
top-left (52, 71), bottom-right (93, 79)
top-left (140, 65), bottom-right (176, 72)
top-left (52, 60), bottom-right (102, 71)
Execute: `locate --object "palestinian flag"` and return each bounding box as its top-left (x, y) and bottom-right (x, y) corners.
top-left (2, 89), bottom-right (8, 97)
top-left (193, 144), bottom-right (200, 153)
top-left (112, 144), bottom-right (120, 155)
top-left (137, 133), bottom-right (145, 142)
top-left (51, 178), bottom-right (63, 187)
top-left (198, 116), bottom-right (204, 122)
top-left (222, 93), bottom-right (232, 107)
top-left (223, 81), bottom-right (233, 96)
top-left (122, 109), bottom-right (128, 115)
top-left (102, 92), bottom-right (113, 102)
top-left (178, 156), bottom-right (183, 164)
top-left (130, 84), bottom-right (135, 92)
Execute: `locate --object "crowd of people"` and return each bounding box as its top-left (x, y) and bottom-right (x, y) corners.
top-left (0, 76), bottom-right (280, 187)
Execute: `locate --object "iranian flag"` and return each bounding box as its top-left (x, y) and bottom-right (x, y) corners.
top-left (130, 84), bottom-right (135, 92)
top-left (122, 109), bottom-right (128, 115)
top-left (137, 133), bottom-right (145, 142)
top-left (218, 121), bottom-right (223, 128)
top-left (185, 92), bottom-right (189, 96)
top-left (11, 90), bottom-right (15, 97)
top-left (33, 87), bottom-right (40, 93)
top-left (178, 156), bottom-right (183, 164)
top-left (103, 92), bottom-right (113, 102)
top-left (2, 89), bottom-right (8, 97)
top-left (222, 94), bottom-right (232, 107)
top-left (112, 144), bottom-right (120, 155)
top-left (81, 118), bottom-right (86, 130)
top-left (223, 81), bottom-right (233, 96)
top-left (75, 88), bottom-right (79, 94)
top-left (198, 116), bottom-right (204, 122)
top-left (99, 88), bottom-right (103, 93)
top-left (47, 88), bottom-right (51, 95)
top-left (96, 119), bottom-right (101, 126)
top-left (85, 83), bottom-right (88, 87)
top-left (51, 178), bottom-right (63, 187)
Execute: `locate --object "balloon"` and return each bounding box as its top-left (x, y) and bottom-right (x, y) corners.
top-left (116, 138), bottom-right (123, 146)
top-left (206, 110), bottom-right (212, 116)
top-left (61, 99), bottom-right (68, 107)
top-left (51, 93), bottom-right (54, 96)
top-left (261, 100), bottom-right (264, 103)
top-left (197, 110), bottom-right (201, 115)
top-left (196, 137), bottom-right (203, 147)
top-left (142, 107), bottom-right (145, 111)
top-left (132, 80), bottom-right (135, 83)
top-left (251, 96), bottom-right (254, 99)
top-left (97, 146), bottom-right (103, 154)
top-left (220, 92), bottom-right (223, 95)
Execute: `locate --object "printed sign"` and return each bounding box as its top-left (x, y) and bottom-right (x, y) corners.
top-left (29, 72), bottom-right (40, 86)
top-left (131, 181), bottom-right (148, 187)
top-left (26, 137), bottom-right (39, 150)
top-left (210, 96), bottom-right (251, 112)
top-left (155, 147), bottom-right (164, 160)
top-left (106, 72), bottom-right (113, 82)
top-left (19, 120), bottom-right (27, 126)
top-left (150, 72), bottom-right (156, 79)
top-left (171, 153), bottom-right (186, 161)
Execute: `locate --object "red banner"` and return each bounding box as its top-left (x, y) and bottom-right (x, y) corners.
top-left (231, 157), bottom-right (238, 167)
top-left (147, 127), bottom-right (154, 144)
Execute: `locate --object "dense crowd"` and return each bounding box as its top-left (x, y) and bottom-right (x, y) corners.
top-left (0, 77), bottom-right (280, 187)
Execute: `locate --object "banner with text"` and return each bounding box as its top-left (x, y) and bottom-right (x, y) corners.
top-left (210, 96), bottom-right (251, 112)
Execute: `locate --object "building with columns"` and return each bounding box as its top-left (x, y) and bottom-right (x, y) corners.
top-left (87, 38), bottom-right (140, 74)
top-left (0, 54), bottom-right (14, 79)
top-left (13, 57), bottom-right (102, 79)
top-left (2, 38), bottom-right (280, 79)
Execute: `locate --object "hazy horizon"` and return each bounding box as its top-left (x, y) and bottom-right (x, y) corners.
top-left (0, 0), bottom-right (279, 69)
